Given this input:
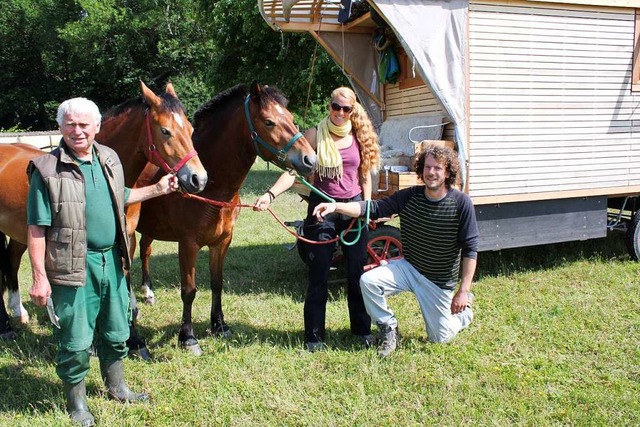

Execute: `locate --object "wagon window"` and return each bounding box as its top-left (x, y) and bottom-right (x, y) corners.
top-left (634, 9), bottom-right (640, 91)
top-left (398, 49), bottom-right (425, 90)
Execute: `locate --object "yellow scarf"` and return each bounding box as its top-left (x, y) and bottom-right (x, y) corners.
top-left (316, 116), bottom-right (352, 180)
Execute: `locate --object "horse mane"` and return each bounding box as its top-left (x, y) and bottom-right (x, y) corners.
top-left (193, 83), bottom-right (289, 129)
top-left (103, 92), bottom-right (186, 120)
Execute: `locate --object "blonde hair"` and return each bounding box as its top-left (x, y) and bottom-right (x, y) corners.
top-left (330, 87), bottom-right (380, 179)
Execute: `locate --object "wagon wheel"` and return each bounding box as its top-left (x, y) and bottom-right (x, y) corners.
top-left (625, 210), bottom-right (640, 261)
top-left (365, 225), bottom-right (403, 271)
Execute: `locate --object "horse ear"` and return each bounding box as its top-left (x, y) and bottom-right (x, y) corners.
top-left (165, 82), bottom-right (177, 97)
top-left (140, 80), bottom-right (161, 108)
top-left (250, 81), bottom-right (262, 99)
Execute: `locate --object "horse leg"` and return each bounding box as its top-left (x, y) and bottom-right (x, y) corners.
top-left (0, 292), bottom-right (16, 340)
top-left (7, 240), bottom-right (29, 324)
top-left (209, 240), bottom-right (232, 338)
top-left (139, 234), bottom-right (156, 305)
top-left (0, 233), bottom-right (17, 340)
top-left (178, 242), bottom-right (202, 356)
top-left (126, 287), bottom-right (151, 361)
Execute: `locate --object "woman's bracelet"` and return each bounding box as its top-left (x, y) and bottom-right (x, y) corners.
top-left (267, 190), bottom-right (276, 202)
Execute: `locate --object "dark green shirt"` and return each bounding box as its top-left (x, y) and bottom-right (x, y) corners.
top-left (27, 151), bottom-right (131, 250)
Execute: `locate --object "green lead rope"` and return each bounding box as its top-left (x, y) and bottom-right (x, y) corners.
top-left (296, 174), bottom-right (371, 246)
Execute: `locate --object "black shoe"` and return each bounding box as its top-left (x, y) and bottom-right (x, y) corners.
top-left (100, 359), bottom-right (149, 402)
top-left (63, 380), bottom-right (95, 426)
top-left (376, 323), bottom-right (398, 358)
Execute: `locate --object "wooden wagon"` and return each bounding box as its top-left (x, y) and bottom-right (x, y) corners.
top-left (260, 0), bottom-right (640, 260)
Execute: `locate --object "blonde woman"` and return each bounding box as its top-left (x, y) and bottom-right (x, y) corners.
top-left (254, 87), bottom-right (380, 352)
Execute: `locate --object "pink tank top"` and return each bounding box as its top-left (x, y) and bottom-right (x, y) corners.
top-left (314, 135), bottom-right (361, 199)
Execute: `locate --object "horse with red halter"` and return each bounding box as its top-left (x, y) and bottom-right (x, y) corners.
top-left (0, 82), bottom-right (207, 351)
top-left (129, 82), bottom-right (317, 355)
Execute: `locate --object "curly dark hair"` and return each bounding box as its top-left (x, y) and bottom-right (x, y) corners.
top-left (414, 143), bottom-right (460, 189)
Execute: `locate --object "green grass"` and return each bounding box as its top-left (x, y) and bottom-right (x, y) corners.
top-left (1, 160), bottom-right (639, 426)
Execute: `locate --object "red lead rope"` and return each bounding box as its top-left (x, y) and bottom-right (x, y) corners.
top-left (179, 191), bottom-right (357, 245)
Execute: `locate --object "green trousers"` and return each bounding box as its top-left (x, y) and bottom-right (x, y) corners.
top-left (50, 247), bottom-right (130, 384)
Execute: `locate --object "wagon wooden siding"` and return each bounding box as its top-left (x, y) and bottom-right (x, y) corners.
top-left (468, 1), bottom-right (640, 203)
top-left (385, 84), bottom-right (442, 118)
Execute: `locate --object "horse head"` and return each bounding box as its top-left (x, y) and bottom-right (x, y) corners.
top-left (245, 82), bottom-right (316, 176)
top-left (141, 81), bottom-right (207, 193)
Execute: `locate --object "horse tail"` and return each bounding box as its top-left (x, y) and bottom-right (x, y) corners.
top-left (0, 232), bottom-right (9, 294)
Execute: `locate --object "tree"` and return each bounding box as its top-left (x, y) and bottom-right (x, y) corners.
top-left (0, 0), bottom-right (79, 130)
top-left (200, 0), bottom-right (347, 128)
top-left (0, 0), bottom-right (346, 131)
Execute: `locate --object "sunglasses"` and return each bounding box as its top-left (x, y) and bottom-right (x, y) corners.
top-left (330, 102), bottom-right (353, 114)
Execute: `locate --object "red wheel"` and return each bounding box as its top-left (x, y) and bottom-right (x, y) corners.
top-left (365, 225), bottom-right (403, 271)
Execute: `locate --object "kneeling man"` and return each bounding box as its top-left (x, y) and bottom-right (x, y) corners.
top-left (313, 143), bottom-right (478, 358)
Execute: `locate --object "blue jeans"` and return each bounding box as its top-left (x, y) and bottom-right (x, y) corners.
top-left (360, 258), bottom-right (473, 343)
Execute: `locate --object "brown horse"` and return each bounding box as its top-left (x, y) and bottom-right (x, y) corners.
top-left (130, 82), bottom-right (317, 355)
top-left (0, 82), bottom-right (207, 347)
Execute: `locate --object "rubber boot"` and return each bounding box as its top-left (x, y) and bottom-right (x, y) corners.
top-left (100, 359), bottom-right (149, 402)
top-left (63, 380), bottom-right (95, 426)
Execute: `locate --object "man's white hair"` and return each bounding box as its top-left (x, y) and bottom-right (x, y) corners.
top-left (56, 98), bottom-right (101, 126)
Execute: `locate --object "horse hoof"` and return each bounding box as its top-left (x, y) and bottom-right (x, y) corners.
top-left (0, 330), bottom-right (17, 341)
top-left (144, 295), bottom-right (156, 305)
top-left (180, 343), bottom-right (203, 356)
top-left (129, 346), bottom-right (153, 362)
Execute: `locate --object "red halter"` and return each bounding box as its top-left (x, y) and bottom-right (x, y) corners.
top-left (145, 111), bottom-right (197, 174)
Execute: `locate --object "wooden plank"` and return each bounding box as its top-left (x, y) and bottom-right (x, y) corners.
top-left (470, 87), bottom-right (633, 96)
top-left (470, 162), bottom-right (635, 178)
top-left (469, 133), bottom-right (637, 143)
top-left (470, 180), bottom-right (633, 197)
top-left (387, 107), bottom-right (444, 117)
top-left (469, 140), bottom-right (637, 151)
top-left (470, 109), bottom-right (637, 119)
top-left (470, 173), bottom-right (639, 189)
top-left (469, 126), bottom-right (636, 137)
top-left (472, 1), bottom-right (633, 16)
top-left (471, 22), bottom-right (632, 38)
top-left (470, 105), bottom-right (638, 114)
top-left (470, 10), bottom-right (632, 28)
top-left (469, 93), bottom-right (636, 103)
top-left (470, 67), bottom-right (630, 78)
top-left (471, 185), bottom-right (640, 205)
top-left (469, 145), bottom-right (637, 157)
top-left (522, 0), bottom-right (640, 9)
top-left (471, 118), bottom-right (637, 127)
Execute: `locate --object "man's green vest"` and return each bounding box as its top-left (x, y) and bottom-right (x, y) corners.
top-left (28, 141), bottom-right (131, 287)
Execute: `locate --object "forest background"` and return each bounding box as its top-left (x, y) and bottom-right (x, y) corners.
top-left (0, 0), bottom-right (345, 132)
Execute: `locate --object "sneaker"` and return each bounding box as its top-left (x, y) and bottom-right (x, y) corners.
top-left (467, 292), bottom-right (475, 308)
top-left (358, 334), bottom-right (378, 349)
top-left (376, 323), bottom-right (398, 358)
top-left (306, 341), bottom-right (325, 353)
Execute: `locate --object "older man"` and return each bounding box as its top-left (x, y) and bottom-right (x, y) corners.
top-left (27, 97), bottom-right (179, 426)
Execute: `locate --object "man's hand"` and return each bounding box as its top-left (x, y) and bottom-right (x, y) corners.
top-left (29, 277), bottom-right (51, 307)
top-left (451, 290), bottom-right (469, 315)
top-left (157, 174), bottom-right (180, 195)
top-left (312, 203), bottom-right (337, 222)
